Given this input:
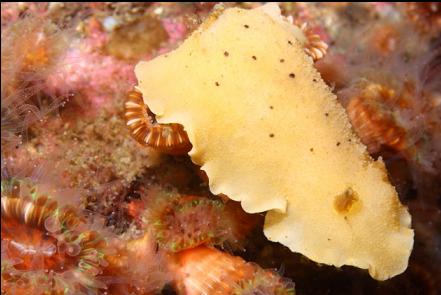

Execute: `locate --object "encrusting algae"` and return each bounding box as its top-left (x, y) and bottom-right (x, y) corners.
top-left (135, 3), bottom-right (414, 280)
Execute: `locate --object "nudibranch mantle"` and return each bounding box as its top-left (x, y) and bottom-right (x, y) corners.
top-left (135, 4), bottom-right (414, 280)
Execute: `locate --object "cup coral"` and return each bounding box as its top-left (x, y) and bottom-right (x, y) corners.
top-left (140, 189), bottom-right (258, 252)
top-left (173, 246), bottom-right (295, 295)
top-left (104, 232), bottom-right (172, 294)
top-left (403, 2), bottom-right (441, 36)
top-left (124, 88), bottom-right (192, 155)
top-left (1, 180), bottom-right (109, 294)
top-left (345, 82), bottom-right (409, 154)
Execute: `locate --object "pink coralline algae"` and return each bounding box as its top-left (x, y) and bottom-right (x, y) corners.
top-left (158, 18), bottom-right (188, 54)
top-left (46, 48), bottom-right (136, 113)
top-left (81, 18), bottom-right (110, 53)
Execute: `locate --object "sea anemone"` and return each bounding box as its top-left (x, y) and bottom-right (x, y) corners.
top-left (368, 24), bottom-right (400, 56)
top-left (261, 4), bottom-right (328, 62)
top-left (403, 2), bottom-right (441, 36)
top-left (173, 246), bottom-right (295, 295)
top-left (124, 88), bottom-right (192, 155)
top-left (1, 15), bottom-right (70, 151)
top-left (345, 82), bottom-right (409, 155)
top-left (142, 191), bottom-right (240, 252)
top-left (104, 232), bottom-right (172, 294)
top-left (296, 21), bottom-right (328, 61)
top-left (1, 179), bottom-right (109, 294)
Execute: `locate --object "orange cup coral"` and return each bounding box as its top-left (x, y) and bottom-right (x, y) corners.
top-left (124, 88), bottom-right (192, 155)
top-left (141, 190), bottom-right (258, 252)
top-left (173, 246), bottom-right (295, 295)
top-left (1, 180), bottom-right (109, 294)
top-left (346, 82), bottom-right (409, 154)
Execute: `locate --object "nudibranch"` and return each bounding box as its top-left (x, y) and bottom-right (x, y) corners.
top-left (134, 3), bottom-right (414, 280)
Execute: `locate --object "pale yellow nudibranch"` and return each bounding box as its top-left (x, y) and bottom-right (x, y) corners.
top-left (135, 3), bottom-right (413, 281)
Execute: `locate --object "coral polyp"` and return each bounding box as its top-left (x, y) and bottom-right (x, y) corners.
top-left (142, 190), bottom-right (251, 252)
top-left (404, 2), bottom-right (441, 35)
top-left (174, 246), bottom-right (295, 295)
top-left (345, 82), bottom-right (409, 155)
top-left (104, 232), bottom-right (172, 294)
top-left (283, 13), bottom-right (328, 61)
top-left (1, 15), bottom-right (69, 87)
top-left (124, 88), bottom-right (192, 155)
top-left (368, 24), bottom-right (400, 56)
top-left (1, 180), bottom-right (108, 295)
top-left (297, 22), bottom-right (328, 61)
top-left (1, 15), bottom-right (71, 154)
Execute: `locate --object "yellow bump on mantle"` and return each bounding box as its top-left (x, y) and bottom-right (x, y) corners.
top-left (135, 4), bottom-right (414, 280)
